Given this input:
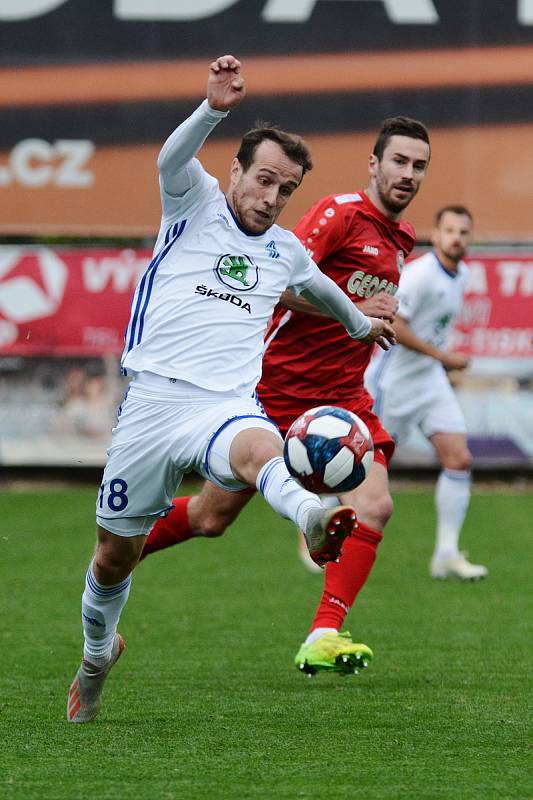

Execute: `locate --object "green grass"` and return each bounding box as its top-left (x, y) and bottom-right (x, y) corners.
top-left (1, 482), bottom-right (531, 799)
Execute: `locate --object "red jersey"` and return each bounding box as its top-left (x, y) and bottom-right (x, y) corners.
top-left (258, 191), bottom-right (415, 406)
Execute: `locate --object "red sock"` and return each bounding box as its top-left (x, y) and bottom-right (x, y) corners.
top-left (310, 522), bottom-right (383, 631)
top-left (140, 497), bottom-right (193, 561)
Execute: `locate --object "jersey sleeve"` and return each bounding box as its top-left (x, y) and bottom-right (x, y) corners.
top-left (293, 195), bottom-right (349, 264)
top-left (396, 259), bottom-right (428, 321)
top-left (286, 240), bottom-right (322, 294)
top-left (300, 268), bottom-right (371, 339)
top-left (157, 99), bottom-right (228, 220)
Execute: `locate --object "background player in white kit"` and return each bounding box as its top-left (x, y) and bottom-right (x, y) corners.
top-left (366, 205), bottom-right (487, 580)
top-left (66, 55), bottom-right (396, 723)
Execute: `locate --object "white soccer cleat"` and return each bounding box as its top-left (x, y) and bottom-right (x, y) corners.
top-left (303, 505), bottom-right (356, 568)
top-left (297, 531), bottom-right (324, 574)
top-left (430, 553), bottom-right (488, 581)
top-left (67, 633), bottom-right (125, 723)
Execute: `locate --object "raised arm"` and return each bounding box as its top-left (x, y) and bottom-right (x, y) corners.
top-left (206, 54), bottom-right (246, 112)
top-left (157, 55), bottom-right (246, 199)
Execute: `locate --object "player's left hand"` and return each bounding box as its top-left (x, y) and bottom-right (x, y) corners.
top-left (356, 292), bottom-right (399, 322)
top-left (361, 317), bottom-right (397, 350)
top-left (207, 55), bottom-right (246, 112)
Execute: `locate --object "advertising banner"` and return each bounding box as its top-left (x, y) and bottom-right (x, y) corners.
top-left (451, 253), bottom-right (533, 359)
top-left (1, 246), bottom-right (532, 360)
top-left (0, 246), bottom-right (150, 355)
top-left (1, 2), bottom-right (533, 239)
top-left (0, 245), bottom-right (532, 467)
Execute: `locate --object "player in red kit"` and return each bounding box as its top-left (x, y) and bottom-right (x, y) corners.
top-left (260, 189), bottom-right (415, 430)
top-left (259, 189), bottom-right (414, 576)
top-left (140, 116), bottom-right (431, 675)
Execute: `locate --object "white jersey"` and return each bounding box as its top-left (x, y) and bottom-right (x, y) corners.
top-left (367, 250), bottom-right (469, 389)
top-left (121, 103), bottom-right (317, 396)
top-left (122, 170), bottom-right (316, 395)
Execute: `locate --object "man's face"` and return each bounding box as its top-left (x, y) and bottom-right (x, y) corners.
top-left (227, 140), bottom-right (303, 234)
top-left (432, 211), bottom-right (473, 264)
top-left (369, 135), bottom-right (430, 216)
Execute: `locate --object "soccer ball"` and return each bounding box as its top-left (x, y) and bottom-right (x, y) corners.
top-left (283, 405), bottom-right (374, 494)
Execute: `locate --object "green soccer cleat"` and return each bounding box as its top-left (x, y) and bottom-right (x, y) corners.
top-left (295, 631), bottom-right (373, 676)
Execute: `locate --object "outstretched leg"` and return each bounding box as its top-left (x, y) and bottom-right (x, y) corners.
top-left (229, 428), bottom-right (356, 568)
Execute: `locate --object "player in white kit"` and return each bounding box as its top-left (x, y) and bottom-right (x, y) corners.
top-left (366, 205), bottom-right (487, 580)
top-left (66, 55), bottom-right (396, 722)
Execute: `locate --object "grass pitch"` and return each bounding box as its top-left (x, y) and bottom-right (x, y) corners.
top-left (1, 482), bottom-right (531, 799)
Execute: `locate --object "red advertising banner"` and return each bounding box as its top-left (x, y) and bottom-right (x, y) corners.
top-left (0, 246), bottom-right (151, 356)
top-left (451, 253), bottom-right (533, 358)
top-left (0, 246), bottom-right (532, 358)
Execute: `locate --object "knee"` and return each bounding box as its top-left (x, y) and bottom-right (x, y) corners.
top-left (189, 484), bottom-right (253, 538)
top-left (358, 490), bottom-right (393, 531)
top-left (93, 550), bottom-right (136, 583)
top-left (461, 449), bottom-right (472, 471)
top-left (93, 536), bottom-right (140, 583)
top-left (456, 454), bottom-right (472, 472)
top-left (198, 513), bottom-right (227, 538)
top-left (188, 496), bottom-right (230, 538)
top-left (248, 442), bottom-right (282, 477)
top-left (230, 429), bottom-right (282, 485)
top-left (375, 492), bottom-right (394, 527)
top-left (444, 450), bottom-right (472, 472)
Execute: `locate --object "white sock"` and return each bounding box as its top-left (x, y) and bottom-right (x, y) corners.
top-left (434, 468), bottom-right (471, 558)
top-left (82, 561), bottom-right (131, 665)
top-left (320, 494), bottom-right (340, 509)
top-left (256, 457), bottom-right (322, 532)
top-left (305, 627), bottom-right (338, 645)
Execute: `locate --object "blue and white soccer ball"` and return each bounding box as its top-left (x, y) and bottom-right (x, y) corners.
top-left (283, 405), bottom-right (374, 494)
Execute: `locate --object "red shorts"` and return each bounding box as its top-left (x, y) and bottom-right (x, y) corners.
top-left (259, 387), bottom-right (395, 468)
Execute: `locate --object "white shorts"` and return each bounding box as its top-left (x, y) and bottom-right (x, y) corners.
top-left (373, 367), bottom-right (466, 447)
top-left (96, 372), bottom-right (280, 537)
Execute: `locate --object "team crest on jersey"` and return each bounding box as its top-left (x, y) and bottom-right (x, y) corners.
top-left (214, 253), bottom-right (259, 292)
top-left (397, 250), bottom-right (405, 273)
top-left (265, 240), bottom-right (279, 259)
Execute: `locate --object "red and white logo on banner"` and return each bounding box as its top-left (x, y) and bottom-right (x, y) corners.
top-left (0, 248), bottom-right (68, 346)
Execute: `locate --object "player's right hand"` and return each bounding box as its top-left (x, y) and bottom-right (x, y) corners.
top-left (207, 55), bottom-right (246, 112)
top-left (441, 351), bottom-right (470, 371)
top-left (361, 317), bottom-right (396, 350)
top-left (356, 292), bottom-right (399, 322)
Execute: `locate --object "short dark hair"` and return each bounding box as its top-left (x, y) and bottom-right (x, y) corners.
top-left (373, 116), bottom-right (430, 160)
top-left (236, 123), bottom-right (313, 177)
top-left (435, 205), bottom-right (473, 225)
